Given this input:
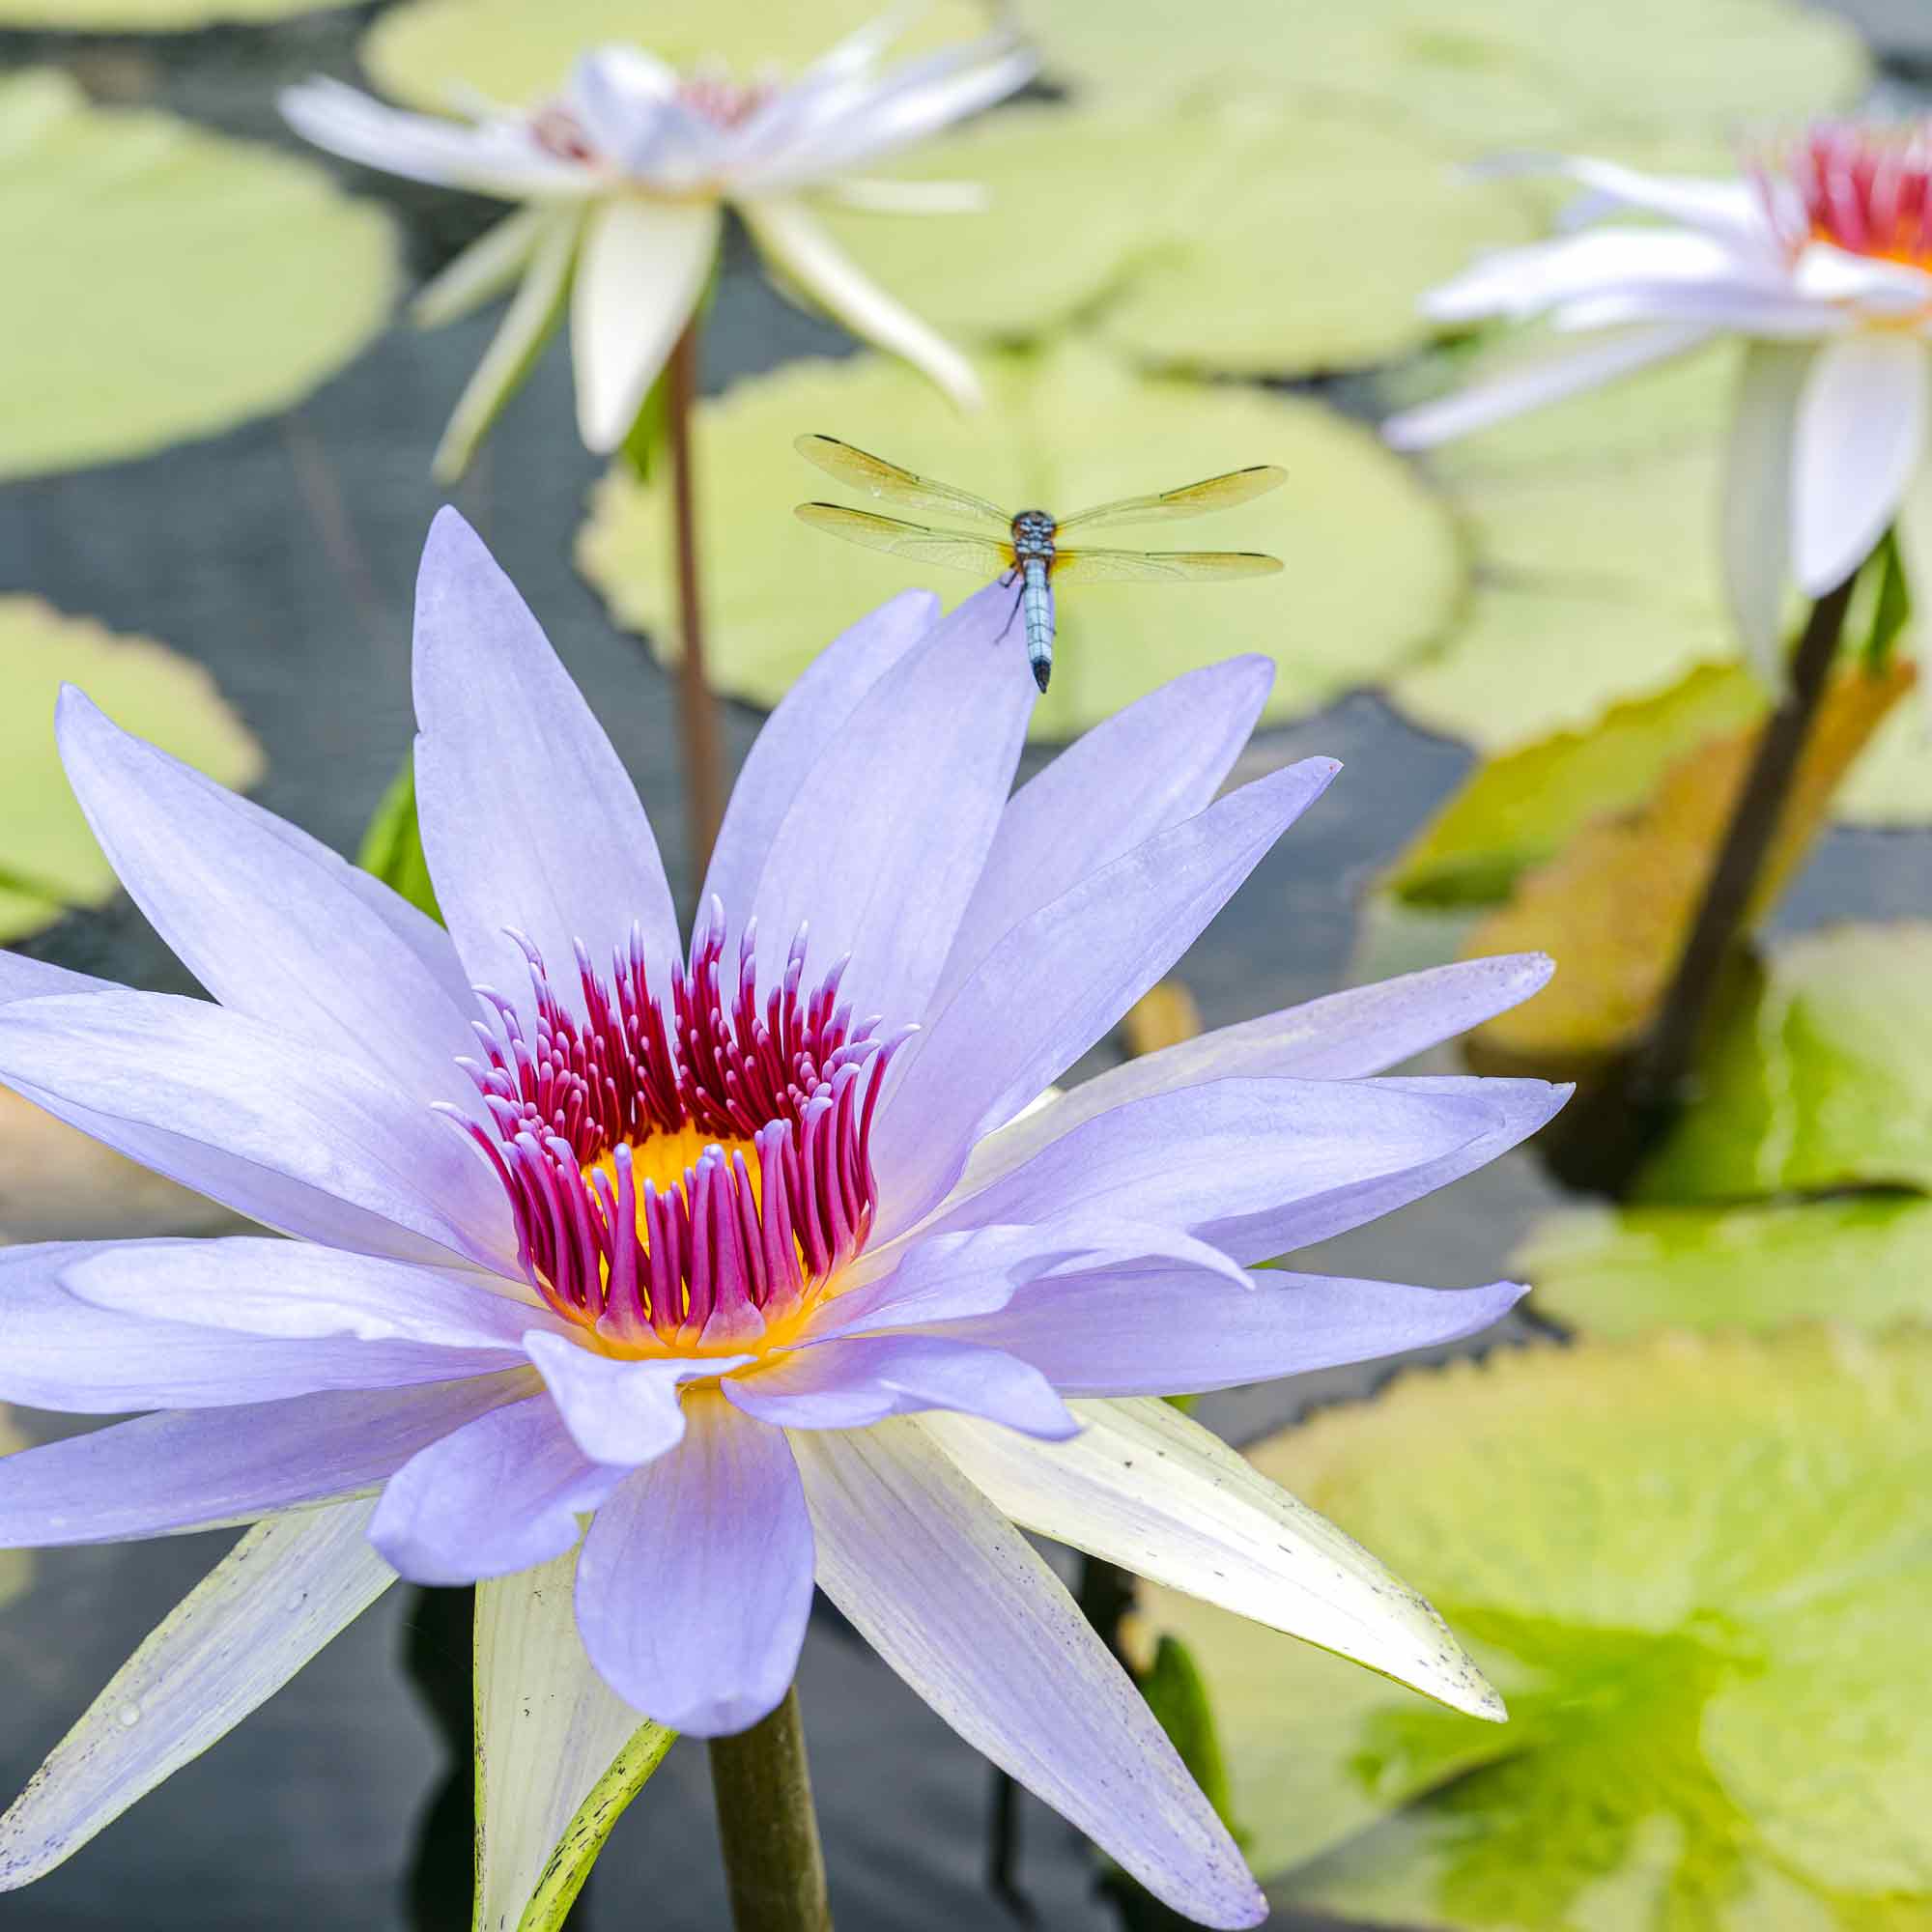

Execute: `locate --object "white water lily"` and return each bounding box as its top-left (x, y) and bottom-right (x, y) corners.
top-left (282, 13), bottom-right (1031, 474)
top-left (1385, 127), bottom-right (1932, 686)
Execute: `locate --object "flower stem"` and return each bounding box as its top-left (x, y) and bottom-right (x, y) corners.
top-left (1629, 570), bottom-right (1859, 1113)
top-left (707, 1687), bottom-right (834, 1932)
top-left (666, 316), bottom-right (727, 882)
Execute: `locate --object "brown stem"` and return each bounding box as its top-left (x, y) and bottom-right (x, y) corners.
top-left (666, 319), bottom-right (727, 883)
top-left (1630, 570), bottom-right (1859, 1111)
top-left (707, 1688), bottom-right (834, 1932)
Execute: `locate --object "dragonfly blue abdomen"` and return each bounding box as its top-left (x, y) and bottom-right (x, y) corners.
top-left (1020, 556), bottom-right (1055, 692)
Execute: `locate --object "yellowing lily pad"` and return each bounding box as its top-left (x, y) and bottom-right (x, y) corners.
top-left (1389, 663), bottom-right (1766, 907)
top-left (1638, 923), bottom-right (1932, 1205)
top-left (0, 1408), bottom-right (28, 1612)
top-left (1020, 0), bottom-right (1865, 150)
top-left (0, 71), bottom-right (395, 481)
top-left (1520, 1196), bottom-right (1932, 1340)
top-left (576, 342), bottom-right (1462, 739)
top-left (815, 99), bottom-right (1536, 377)
top-left (1142, 1329), bottom-right (1932, 1928)
top-left (1459, 662), bottom-right (1910, 1081)
top-left (0, 597), bottom-right (263, 943)
top-left (363, 0), bottom-right (987, 112)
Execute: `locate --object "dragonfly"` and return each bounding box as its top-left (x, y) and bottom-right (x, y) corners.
top-left (792, 434), bottom-right (1287, 693)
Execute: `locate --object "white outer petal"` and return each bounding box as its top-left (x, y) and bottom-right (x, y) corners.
top-left (473, 1548), bottom-right (671, 1932)
top-left (793, 1419), bottom-right (1264, 1928)
top-left (1421, 227), bottom-right (1747, 325)
top-left (570, 198), bottom-right (721, 452)
top-left (1722, 340), bottom-right (1814, 690)
top-left (0, 1500), bottom-right (393, 1889)
top-left (1507, 155), bottom-right (1776, 249)
top-left (412, 205), bottom-right (548, 330)
top-left (741, 197), bottom-right (981, 410)
top-left (1383, 322), bottom-right (1716, 449)
top-left (1790, 331), bottom-right (1930, 593)
top-left (434, 205), bottom-right (582, 482)
top-left (922, 1399), bottom-right (1504, 1720)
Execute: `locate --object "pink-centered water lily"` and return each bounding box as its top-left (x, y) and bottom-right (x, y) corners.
top-left (0, 513), bottom-right (1564, 1925)
top-left (281, 14), bottom-right (1029, 476)
top-left (1385, 126), bottom-right (1932, 686)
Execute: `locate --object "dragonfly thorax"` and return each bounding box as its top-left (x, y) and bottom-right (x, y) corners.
top-left (1010, 510), bottom-right (1057, 562)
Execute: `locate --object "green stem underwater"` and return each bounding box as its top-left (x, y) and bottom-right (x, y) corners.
top-left (666, 317), bottom-right (727, 884)
top-left (707, 1688), bottom-right (834, 1932)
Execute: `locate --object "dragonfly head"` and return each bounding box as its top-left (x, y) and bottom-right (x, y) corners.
top-left (1010, 509), bottom-right (1057, 559)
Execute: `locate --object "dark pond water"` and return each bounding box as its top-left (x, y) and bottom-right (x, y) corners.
top-left (3, 5), bottom-right (1930, 1928)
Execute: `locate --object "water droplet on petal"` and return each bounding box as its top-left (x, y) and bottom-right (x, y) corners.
top-left (116, 1701), bottom-right (142, 1729)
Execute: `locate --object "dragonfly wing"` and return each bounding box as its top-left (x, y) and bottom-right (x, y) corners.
top-left (1055, 464), bottom-right (1289, 532)
top-left (1052, 545), bottom-right (1285, 584)
top-left (794, 434), bottom-right (1011, 528)
top-left (795, 503), bottom-right (1015, 576)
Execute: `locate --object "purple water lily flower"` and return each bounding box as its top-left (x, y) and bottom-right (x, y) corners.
top-left (0, 512), bottom-right (1564, 1925)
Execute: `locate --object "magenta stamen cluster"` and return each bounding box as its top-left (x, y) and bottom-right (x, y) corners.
top-left (1758, 122), bottom-right (1932, 267)
top-left (444, 906), bottom-right (909, 1352)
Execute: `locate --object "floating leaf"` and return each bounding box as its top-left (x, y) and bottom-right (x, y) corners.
top-left (1020, 0), bottom-right (1865, 148)
top-left (1143, 1329), bottom-right (1932, 1929)
top-left (1459, 660), bottom-right (1910, 1080)
top-left (0, 0), bottom-right (347, 26)
top-left (816, 100), bottom-right (1535, 376)
top-left (1097, 106), bottom-right (1538, 376)
top-left (0, 597), bottom-right (263, 942)
top-left (0, 1408), bottom-right (28, 1613)
top-left (1520, 1195), bottom-right (1932, 1339)
top-left (577, 341), bottom-right (1461, 739)
top-left (1390, 663), bottom-right (1765, 908)
top-left (0, 71), bottom-right (396, 479)
top-left (364, 0), bottom-right (986, 112)
top-left (1639, 923), bottom-right (1932, 1204)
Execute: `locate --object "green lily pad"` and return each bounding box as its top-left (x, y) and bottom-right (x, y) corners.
top-left (1638, 923), bottom-right (1932, 1206)
top-left (815, 99), bottom-right (1535, 377)
top-left (1020, 0), bottom-right (1865, 149)
top-left (1095, 104), bottom-right (1539, 377)
top-left (0, 71), bottom-right (396, 480)
top-left (1142, 1329), bottom-right (1932, 1928)
top-left (0, 0), bottom-right (346, 25)
top-left (1520, 1196), bottom-right (1932, 1340)
top-left (576, 341), bottom-right (1462, 740)
top-left (363, 0), bottom-right (987, 112)
top-left (0, 1408), bottom-right (29, 1612)
top-left (0, 597), bottom-right (263, 942)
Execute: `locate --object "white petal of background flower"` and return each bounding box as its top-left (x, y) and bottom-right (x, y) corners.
top-left (570, 199), bottom-right (721, 451)
top-left (434, 205), bottom-right (583, 482)
top-left (1790, 332), bottom-right (1930, 593)
top-left (1384, 322), bottom-right (1717, 449)
top-left (741, 197), bottom-right (981, 411)
top-left (1722, 339), bottom-right (1814, 688)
